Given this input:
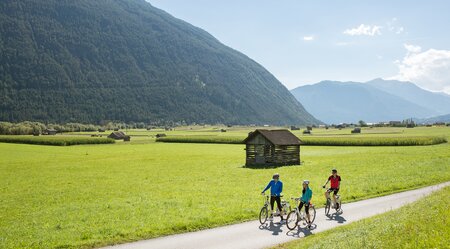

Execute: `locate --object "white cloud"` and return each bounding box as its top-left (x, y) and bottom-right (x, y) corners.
top-left (303, 36), bottom-right (314, 41)
top-left (404, 43), bottom-right (422, 53)
top-left (387, 18), bottom-right (405, 34)
top-left (343, 24), bottom-right (382, 36)
top-left (390, 44), bottom-right (450, 94)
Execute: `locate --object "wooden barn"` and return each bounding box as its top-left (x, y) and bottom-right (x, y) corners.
top-left (43, 128), bottom-right (57, 135)
top-left (108, 131), bottom-right (127, 140)
top-left (244, 129), bottom-right (302, 167)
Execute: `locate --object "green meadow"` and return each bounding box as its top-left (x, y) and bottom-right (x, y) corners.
top-left (274, 186), bottom-right (450, 249)
top-left (0, 127), bottom-right (449, 248)
top-left (0, 135), bottom-right (115, 146)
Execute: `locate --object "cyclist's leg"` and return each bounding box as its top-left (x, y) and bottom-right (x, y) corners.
top-left (334, 189), bottom-right (340, 208)
top-left (275, 196), bottom-right (283, 217)
top-left (298, 201), bottom-right (304, 211)
top-left (305, 203), bottom-right (310, 223)
top-left (270, 196), bottom-right (275, 214)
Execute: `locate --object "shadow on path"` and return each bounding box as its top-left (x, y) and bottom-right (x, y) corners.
top-left (327, 212), bottom-right (347, 224)
top-left (285, 223), bottom-right (316, 238)
top-left (259, 221), bottom-right (284, 236)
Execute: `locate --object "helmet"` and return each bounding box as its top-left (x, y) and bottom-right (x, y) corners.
top-left (332, 168), bottom-right (337, 173)
top-left (273, 173), bottom-right (280, 179)
top-left (303, 180), bottom-right (310, 185)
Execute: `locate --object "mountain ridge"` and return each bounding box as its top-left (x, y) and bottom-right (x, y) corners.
top-left (0, 0), bottom-right (320, 125)
top-left (290, 79), bottom-right (448, 124)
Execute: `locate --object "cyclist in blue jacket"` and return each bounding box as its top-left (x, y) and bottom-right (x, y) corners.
top-left (299, 180), bottom-right (313, 228)
top-left (261, 173), bottom-right (283, 220)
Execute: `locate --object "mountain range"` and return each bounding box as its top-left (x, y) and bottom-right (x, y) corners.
top-left (291, 78), bottom-right (450, 124)
top-left (415, 114), bottom-right (450, 124)
top-left (0, 0), bottom-right (319, 125)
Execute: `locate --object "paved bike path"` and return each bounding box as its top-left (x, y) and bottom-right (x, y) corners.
top-left (103, 182), bottom-right (449, 249)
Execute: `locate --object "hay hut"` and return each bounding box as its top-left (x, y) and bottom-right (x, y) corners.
top-left (108, 131), bottom-right (126, 140)
top-left (43, 128), bottom-right (57, 135)
top-left (351, 128), bottom-right (361, 133)
top-left (244, 129), bottom-right (301, 167)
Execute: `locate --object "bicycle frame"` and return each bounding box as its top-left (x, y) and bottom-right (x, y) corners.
top-left (290, 198), bottom-right (307, 220)
top-left (262, 194), bottom-right (289, 213)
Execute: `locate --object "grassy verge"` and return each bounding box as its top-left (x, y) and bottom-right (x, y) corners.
top-left (156, 135), bottom-right (447, 146)
top-left (0, 135), bottom-right (115, 146)
top-left (274, 186), bottom-right (450, 249)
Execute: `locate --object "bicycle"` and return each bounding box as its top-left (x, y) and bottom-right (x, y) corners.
top-left (286, 198), bottom-right (316, 230)
top-left (325, 193), bottom-right (342, 216)
top-left (259, 194), bottom-right (291, 224)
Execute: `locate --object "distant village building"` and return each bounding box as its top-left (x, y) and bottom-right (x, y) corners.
top-left (389, 121), bottom-right (402, 127)
top-left (244, 129), bottom-right (301, 167)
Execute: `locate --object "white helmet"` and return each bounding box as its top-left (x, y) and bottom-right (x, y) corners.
top-left (303, 180), bottom-right (310, 185)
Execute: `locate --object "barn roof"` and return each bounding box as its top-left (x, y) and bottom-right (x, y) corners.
top-left (108, 131), bottom-right (126, 139)
top-left (243, 129), bottom-right (302, 146)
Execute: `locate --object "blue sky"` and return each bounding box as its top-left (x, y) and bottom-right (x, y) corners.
top-left (147, 0), bottom-right (450, 93)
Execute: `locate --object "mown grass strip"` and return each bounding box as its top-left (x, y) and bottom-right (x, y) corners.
top-left (300, 136), bottom-right (447, 146)
top-left (156, 135), bottom-right (244, 144)
top-left (273, 185), bottom-right (450, 249)
top-left (156, 135), bottom-right (447, 146)
top-left (0, 135), bottom-right (115, 146)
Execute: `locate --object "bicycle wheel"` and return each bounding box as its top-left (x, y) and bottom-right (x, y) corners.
top-left (325, 199), bottom-right (331, 216)
top-left (281, 204), bottom-right (291, 220)
top-left (336, 199), bottom-right (343, 213)
top-left (309, 205), bottom-right (316, 223)
top-left (259, 207), bottom-right (268, 224)
top-left (286, 210), bottom-right (298, 230)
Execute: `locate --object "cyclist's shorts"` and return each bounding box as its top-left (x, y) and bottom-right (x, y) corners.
top-left (299, 201), bottom-right (310, 214)
top-left (327, 188), bottom-right (339, 195)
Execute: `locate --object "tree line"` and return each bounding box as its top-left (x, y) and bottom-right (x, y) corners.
top-left (0, 121), bottom-right (161, 135)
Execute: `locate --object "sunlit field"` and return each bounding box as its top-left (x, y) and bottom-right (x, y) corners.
top-left (274, 186), bottom-right (450, 249)
top-left (0, 126), bottom-right (449, 248)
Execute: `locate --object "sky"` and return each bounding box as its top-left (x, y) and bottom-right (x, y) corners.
top-left (147, 0), bottom-right (450, 94)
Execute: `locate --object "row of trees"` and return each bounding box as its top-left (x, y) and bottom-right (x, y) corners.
top-left (0, 122), bottom-right (100, 135)
top-left (0, 121), bottom-right (190, 135)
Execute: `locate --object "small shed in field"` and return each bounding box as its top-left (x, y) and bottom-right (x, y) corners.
top-left (43, 128), bottom-right (57, 135)
top-left (244, 129), bottom-right (301, 167)
top-left (108, 131), bottom-right (126, 140)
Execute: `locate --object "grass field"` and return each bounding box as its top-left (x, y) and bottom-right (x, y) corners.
top-left (0, 127), bottom-right (449, 248)
top-left (156, 135), bottom-right (447, 146)
top-left (0, 135), bottom-right (115, 146)
top-left (274, 186), bottom-right (450, 249)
